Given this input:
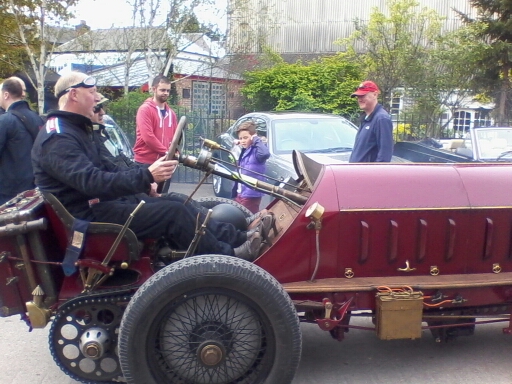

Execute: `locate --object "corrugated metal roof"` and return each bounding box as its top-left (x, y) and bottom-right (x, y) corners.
top-left (227, 0), bottom-right (477, 54)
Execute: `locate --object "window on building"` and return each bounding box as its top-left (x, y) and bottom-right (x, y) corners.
top-left (474, 111), bottom-right (492, 127)
top-left (390, 94), bottom-right (402, 120)
top-left (453, 111), bottom-right (472, 135)
top-left (182, 88), bottom-right (191, 99)
top-left (192, 81), bottom-right (226, 115)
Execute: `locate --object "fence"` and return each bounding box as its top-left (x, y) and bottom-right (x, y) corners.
top-left (346, 113), bottom-right (511, 142)
top-left (112, 107), bottom-right (512, 184)
top-left (112, 107), bottom-right (236, 184)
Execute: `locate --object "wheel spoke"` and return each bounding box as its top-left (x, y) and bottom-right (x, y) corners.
top-left (118, 257), bottom-right (301, 384)
top-left (151, 292), bottom-right (267, 383)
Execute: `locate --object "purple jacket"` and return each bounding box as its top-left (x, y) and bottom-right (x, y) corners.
top-left (232, 136), bottom-right (270, 198)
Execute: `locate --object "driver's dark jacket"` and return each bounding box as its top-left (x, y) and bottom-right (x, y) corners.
top-left (31, 110), bottom-right (154, 220)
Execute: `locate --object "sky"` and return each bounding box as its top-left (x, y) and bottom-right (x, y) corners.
top-left (70, 0), bottom-right (227, 31)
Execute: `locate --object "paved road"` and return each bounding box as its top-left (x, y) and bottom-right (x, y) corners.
top-left (0, 183), bottom-right (511, 383)
top-left (0, 315), bottom-right (510, 383)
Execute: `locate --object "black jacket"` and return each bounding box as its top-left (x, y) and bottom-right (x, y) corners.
top-left (0, 100), bottom-right (44, 199)
top-left (31, 110), bottom-right (154, 220)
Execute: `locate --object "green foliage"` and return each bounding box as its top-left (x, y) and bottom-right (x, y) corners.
top-left (107, 90), bottom-right (149, 138)
top-left (0, 3), bottom-right (34, 76)
top-left (455, 0), bottom-right (512, 123)
top-left (335, 0), bottom-right (497, 138)
top-left (338, 0), bottom-right (445, 108)
top-left (241, 53), bottom-right (363, 115)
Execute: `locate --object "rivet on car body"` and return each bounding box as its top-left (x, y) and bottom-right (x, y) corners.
top-left (345, 268), bottom-right (354, 278)
top-left (492, 263), bottom-right (502, 274)
top-left (430, 266), bottom-right (439, 276)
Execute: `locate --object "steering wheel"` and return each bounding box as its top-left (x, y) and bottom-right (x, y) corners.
top-left (161, 116), bottom-right (187, 194)
top-left (165, 116), bottom-right (187, 161)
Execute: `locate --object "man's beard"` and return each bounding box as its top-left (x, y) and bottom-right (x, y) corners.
top-left (157, 94), bottom-right (168, 103)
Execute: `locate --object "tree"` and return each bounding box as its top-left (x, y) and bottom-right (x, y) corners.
top-left (0, 7), bottom-right (28, 78)
top-left (339, 0), bottom-right (487, 138)
top-left (241, 53), bottom-right (363, 116)
top-left (58, 27), bottom-right (156, 95)
top-left (338, 0), bottom-right (445, 109)
top-left (455, 0), bottom-right (512, 124)
top-left (128, 0), bottom-right (215, 86)
top-left (1, 0), bottom-right (78, 113)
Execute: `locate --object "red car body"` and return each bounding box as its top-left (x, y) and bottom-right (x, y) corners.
top-left (0, 150), bottom-right (511, 383)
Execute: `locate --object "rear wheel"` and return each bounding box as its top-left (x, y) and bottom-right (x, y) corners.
top-left (118, 256), bottom-right (302, 384)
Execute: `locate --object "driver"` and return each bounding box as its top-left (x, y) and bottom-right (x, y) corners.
top-left (90, 93), bottom-right (255, 229)
top-left (31, 72), bottom-right (263, 260)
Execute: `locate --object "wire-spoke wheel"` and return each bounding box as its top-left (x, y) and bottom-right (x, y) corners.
top-left (118, 256), bottom-right (301, 384)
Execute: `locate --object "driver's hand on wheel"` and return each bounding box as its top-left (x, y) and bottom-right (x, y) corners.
top-left (149, 158), bottom-right (178, 183)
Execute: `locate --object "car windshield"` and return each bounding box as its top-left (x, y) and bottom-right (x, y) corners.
top-left (272, 117), bottom-right (357, 154)
top-left (103, 115), bottom-right (134, 159)
top-left (474, 128), bottom-right (512, 160)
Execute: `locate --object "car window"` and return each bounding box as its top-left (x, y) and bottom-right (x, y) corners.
top-left (475, 128), bottom-right (512, 159)
top-left (272, 117), bottom-right (357, 154)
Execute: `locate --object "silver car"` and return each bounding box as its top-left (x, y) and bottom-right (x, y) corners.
top-left (212, 111), bottom-right (358, 197)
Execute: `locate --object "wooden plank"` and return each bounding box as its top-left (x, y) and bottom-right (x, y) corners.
top-left (282, 272), bottom-right (512, 293)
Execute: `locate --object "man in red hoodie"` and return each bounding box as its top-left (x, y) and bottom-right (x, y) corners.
top-left (134, 75), bottom-right (178, 174)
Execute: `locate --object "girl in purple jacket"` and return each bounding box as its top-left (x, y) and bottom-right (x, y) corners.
top-left (232, 121), bottom-right (270, 213)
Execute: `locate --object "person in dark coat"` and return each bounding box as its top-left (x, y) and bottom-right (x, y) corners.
top-left (0, 77), bottom-right (44, 204)
top-left (32, 72), bottom-right (263, 260)
top-left (349, 80), bottom-right (393, 163)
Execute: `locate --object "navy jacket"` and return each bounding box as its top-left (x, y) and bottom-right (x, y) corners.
top-left (349, 104), bottom-right (393, 163)
top-left (0, 100), bottom-right (43, 201)
top-left (31, 110), bottom-right (154, 220)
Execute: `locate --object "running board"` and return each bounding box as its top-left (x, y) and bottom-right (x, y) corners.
top-left (282, 272), bottom-right (512, 293)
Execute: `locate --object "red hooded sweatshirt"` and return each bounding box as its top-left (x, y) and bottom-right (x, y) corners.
top-left (133, 97), bottom-right (178, 164)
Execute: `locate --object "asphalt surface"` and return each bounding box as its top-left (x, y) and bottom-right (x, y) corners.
top-left (0, 315), bottom-right (510, 383)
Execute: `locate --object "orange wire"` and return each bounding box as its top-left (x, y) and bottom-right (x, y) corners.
top-left (376, 286), bottom-right (453, 307)
top-left (423, 300), bottom-right (453, 307)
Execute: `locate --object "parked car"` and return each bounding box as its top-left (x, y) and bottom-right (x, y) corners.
top-left (212, 111), bottom-right (359, 197)
top-left (102, 114), bottom-right (135, 160)
top-left (394, 126), bottom-right (512, 163)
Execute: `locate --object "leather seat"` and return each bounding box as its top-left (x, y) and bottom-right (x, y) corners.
top-left (41, 191), bottom-right (141, 262)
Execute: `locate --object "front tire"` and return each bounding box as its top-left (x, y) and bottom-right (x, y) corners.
top-left (118, 256), bottom-right (302, 384)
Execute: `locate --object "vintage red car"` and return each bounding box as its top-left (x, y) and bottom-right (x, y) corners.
top-left (0, 122), bottom-right (511, 384)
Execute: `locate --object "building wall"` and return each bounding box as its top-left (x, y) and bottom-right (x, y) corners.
top-left (174, 75), bottom-right (246, 120)
top-left (227, 0), bottom-right (476, 55)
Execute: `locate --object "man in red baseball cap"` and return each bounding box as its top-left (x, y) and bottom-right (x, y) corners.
top-left (349, 80), bottom-right (393, 162)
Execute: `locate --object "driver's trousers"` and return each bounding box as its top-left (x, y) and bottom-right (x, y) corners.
top-left (90, 195), bottom-right (246, 256)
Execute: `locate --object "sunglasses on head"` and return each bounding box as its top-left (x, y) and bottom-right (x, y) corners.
top-left (56, 76), bottom-right (96, 99)
top-left (93, 104), bottom-right (104, 113)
